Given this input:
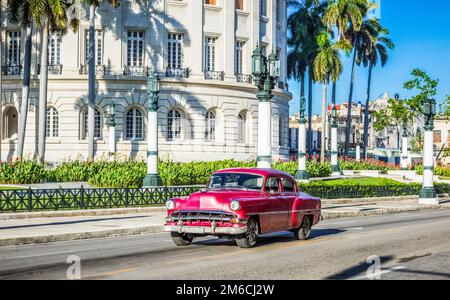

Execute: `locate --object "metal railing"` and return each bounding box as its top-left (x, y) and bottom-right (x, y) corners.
top-left (0, 185), bottom-right (204, 213)
top-left (37, 64), bottom-right (63, 75)
top-left (2, 65), bottom-right (22, 76)
top-left (204, 70), bottom-right (225, 81)
top-left (124, 65), bottom-right (149, 77)
top-left (166, 67), bottom-right (189, 78)
top-left (299, 185), bottom-right (424, 200)
top-left (236, 73), bottom-right (253, 84)
top-left (80, 64), bottom-right (106, 76)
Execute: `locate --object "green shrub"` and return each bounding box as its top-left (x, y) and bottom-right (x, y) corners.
top-left (271, 161), bottom-right (332, 178)
top-left (415, 165), bottom-right (450, 177)
top-left (0, 159), bottom-right (46, 184)
top-left (88, 160), bottom-right (146, 188)
top-left (339, 158), bottom-right (399, 173)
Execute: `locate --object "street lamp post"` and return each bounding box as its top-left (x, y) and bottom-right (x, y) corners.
top-left (252, 45), bottom-right (280, 168)
top-left (295, 96), bottom-right (309, 181)
top-left (107, 104), bottom-right (116, 162)
top-left (400, 121), bottom-right (409, 171)
top-left (419, 98), bottom-right (437, 205)
top-left (330, 105), bottom-right (341, 177)
top-left (355, 129), bottom-right (361, 162)
top-left (143, 71), bottom-right (162, 187)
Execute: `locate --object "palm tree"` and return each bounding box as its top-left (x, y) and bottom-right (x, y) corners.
top-left (34, 0), bottom-right (78, 163)
top-left (7, 0), bottom-right (34, 159)
top-left (83, 0), bottom-right (119, 161)
top-left (313, 32), bottom-right (344, 163)
top-left (357, 20), bottom-right (394, 159)
top-left (323, 0), bottom-right (372, 156)
top-left (287, 0), bottom-right (326, 155)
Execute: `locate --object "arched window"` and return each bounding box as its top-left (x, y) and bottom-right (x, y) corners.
top-left (125, 108), bottom-right (144, 140)
top-left (279, 116), bottom-right (284, 146)
top-left (205, 109), bottom-right (216, 142)
top-left (3, 106), bottom-right (18, 139)
top-left (167, 109), bottom-right (182, 141)
top-left (82, 108), bottom-right (102, 139)
top-left (237, 111), bottom-right (246, 143)
top-left (46, 107), bottom-right (59, 138)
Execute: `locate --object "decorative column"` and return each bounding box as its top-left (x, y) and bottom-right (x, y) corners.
top-left (295, 96), bottom-right (309, 181)
top-left (330, 105), bottom-right (342, 177)
top-left (355, 129), bottom-right (361, 162)
top-left (107, 104), bottom-right (116, 162)
top-left (401, 122), bottom-right (409, 170)
top-left (252, 45), bottom-right (279, 169)
top-left (419, 98), bottom-right (437, 205)
top-left (143, 72), bottom-right (162, 187)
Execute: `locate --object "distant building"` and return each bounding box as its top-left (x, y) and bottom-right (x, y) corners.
top-left (289, 92), bottom-right (450, 165)
top-left (367, 0), bottom-right (381, 20)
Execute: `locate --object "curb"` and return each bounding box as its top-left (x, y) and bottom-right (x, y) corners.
top-left (321, 205), bottom-right (444, 220)
top-left (0, 225), bottom-right (163, 247)
top-left (0, 207), bottom-right (166, 220)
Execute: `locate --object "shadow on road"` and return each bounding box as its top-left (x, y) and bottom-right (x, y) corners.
top-left (194, 228), bottom-right (345, 247)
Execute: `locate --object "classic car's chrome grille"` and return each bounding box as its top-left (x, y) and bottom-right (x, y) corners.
top-left (171, 210), bottom-right (236, 222)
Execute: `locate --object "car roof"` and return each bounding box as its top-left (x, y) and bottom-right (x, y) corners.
top-left (213, 168), bottom-right (293, 178)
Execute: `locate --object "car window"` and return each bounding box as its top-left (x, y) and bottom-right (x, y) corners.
top-left (282, 177), bottom-right (295, 192)
top-left (265, 177), bottom-right (280, 193)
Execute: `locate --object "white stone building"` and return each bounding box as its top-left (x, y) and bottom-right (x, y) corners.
top-left (0, 0), bottom-right (292, 163)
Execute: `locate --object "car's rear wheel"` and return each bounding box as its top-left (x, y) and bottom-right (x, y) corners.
top-left (170, 232), bottom-right (193, 246)
top-left (235, 218), bottom-right (258, 248)
top-left (294, 216), bottom-right (312, 240)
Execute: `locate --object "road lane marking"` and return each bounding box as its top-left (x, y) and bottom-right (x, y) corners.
top-left (346, 227), bottom-right (364, 230)
top-left (350, 266), bottom-right (407, 280)
top-left (81, 267), bottom-right (138, 279)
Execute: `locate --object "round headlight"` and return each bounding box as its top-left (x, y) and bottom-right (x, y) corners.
top-left (230, 200), bottom-right (240, 211)
top-left (166, 200), bottom-right (175, 210)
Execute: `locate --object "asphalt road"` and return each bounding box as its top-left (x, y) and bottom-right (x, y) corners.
top-left (1, 209), bottom-right (450, 280)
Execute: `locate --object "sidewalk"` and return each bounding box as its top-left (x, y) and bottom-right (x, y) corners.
top-left (0, 196), bottom-right (449, 246)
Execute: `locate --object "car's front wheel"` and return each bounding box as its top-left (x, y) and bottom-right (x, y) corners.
top-left (294, 216), bottom-right (312, 240)
top-left (170, 232), bottom-right (193, 246)
top-left (235, 218), bottom-right (258, 248)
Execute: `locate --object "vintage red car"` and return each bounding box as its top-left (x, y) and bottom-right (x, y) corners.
top-left (164, 168), bottom-right (321, 248)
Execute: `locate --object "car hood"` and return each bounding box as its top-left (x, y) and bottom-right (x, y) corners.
top-left (176, 189), bottom-right (261, 211)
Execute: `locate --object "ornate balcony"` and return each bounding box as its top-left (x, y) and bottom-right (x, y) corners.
top-left (204, 70), bottom-right (225, 81)
top-left (236, 73), bottom-right (253, 84)
top-left (123, 65), bottom-right (149, 77)
top-left (37, 64), bottom-right (63, 75)
top-left (2, 65), bottom-right (22, 76)
top-left (165, 67), bottom-right (189, 78)
top-left (277, 80), bottom-right (289, 92)
top-left (80, 64), bottom-right (106, 76)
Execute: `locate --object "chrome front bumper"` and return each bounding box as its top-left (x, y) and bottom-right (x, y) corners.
top-left (164, 225), bottom-right (247, 235)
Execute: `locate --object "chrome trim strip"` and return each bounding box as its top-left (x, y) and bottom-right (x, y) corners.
top-left (164, 225), bottom-right (247, 235)
top-left (247, 209), bottom-right (320, 216)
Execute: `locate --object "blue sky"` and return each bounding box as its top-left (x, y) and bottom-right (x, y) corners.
top-left (288, 0), bottom-right (450, 116)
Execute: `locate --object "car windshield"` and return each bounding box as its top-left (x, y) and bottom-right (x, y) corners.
top-left (207, 173), bottom-right (264, 191)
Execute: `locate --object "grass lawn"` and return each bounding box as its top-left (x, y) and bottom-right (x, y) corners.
top-left (304, 177), bottom-right (404, 186)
